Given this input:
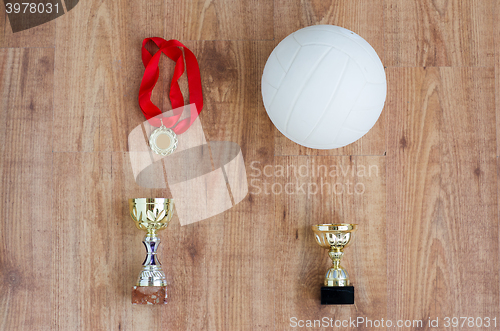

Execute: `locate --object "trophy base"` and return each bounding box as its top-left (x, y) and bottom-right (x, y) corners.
top-left (321, 286), bottom-right (354, 305)
top-left (131, 286), bottom-right (167, 305)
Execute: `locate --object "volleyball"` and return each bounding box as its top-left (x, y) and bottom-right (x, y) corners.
top-left (261, 25), bottom-right (387, 149)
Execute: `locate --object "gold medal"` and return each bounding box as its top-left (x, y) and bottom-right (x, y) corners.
top-left (149, 119), bottom-right (178, 156)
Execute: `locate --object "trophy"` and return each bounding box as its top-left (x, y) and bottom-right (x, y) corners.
top-left (312, 224), bottom-right (357, 305)
top-left (129, 198), bottom-right (174, 304)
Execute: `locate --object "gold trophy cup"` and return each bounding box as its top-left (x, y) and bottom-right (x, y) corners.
top-left (129, 198), bottom-right (174, 304)
top-left (312, 224), bottom-right (357, 305)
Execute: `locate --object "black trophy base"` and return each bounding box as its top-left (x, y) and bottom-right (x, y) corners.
top-left (321, 286), bottom-right (354, 305)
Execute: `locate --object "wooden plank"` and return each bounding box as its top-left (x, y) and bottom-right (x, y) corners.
top-left (273, 155), bottom-right (386, 330)
top-left (0, 48), bottom-right (55, 329)
top-left (273, 114), bottom-right (386, 157)
top-left (386, 67), bottom-right (441, 323)
top-left (52, 0), bottom-right (104, 152)
top-left (385, 0), bottom-right (495, 67)
top-left (436, 67), bottom-right (498, 320)
top-left (164, 0), bottom-right (273, 40)
top-left (273, 0), bottom-right (386, 156)
top-left (100, 0), bottom-right (167, 152)
top-left (386, 67), bottom-right (498, 325)
top-left (165, 40), bottom-right (276, 330)
top-left (496, 0), bottom-right (500, 157)
top-left (206, 41), bottom-right (276, 331)
top-left (53, 153), bottom-right (111, 330)
top-left (53, 0), bottom-right (163, 152)
top-left (274, 0), bottom-right (384, 56)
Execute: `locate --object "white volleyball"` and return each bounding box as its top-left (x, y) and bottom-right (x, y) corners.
top-left (261, 25), bottom-right (386, 149)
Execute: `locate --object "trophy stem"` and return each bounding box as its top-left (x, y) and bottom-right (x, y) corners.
top-left (328, 248), bottom-right (344, 268)
top-left (136, 231), bottom-right (167, 287)
top-left (325, 247), bottom-right (349, 287)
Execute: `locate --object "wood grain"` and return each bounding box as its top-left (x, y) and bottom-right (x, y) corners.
top-left (274, 0), bottom-right (384, 57)
top-left (386, 67), bottom-right (498, 326)
top-left (183, 40), bottom-right (276, 330)
top-left (53, 153), bottom-right (112, 330)
top-left (385, 0), bottom-right (495, 67)
top-left (52, 0), bottom-right (163, 152)
top-left (496, 0), bottom-right (500, 157)
top-left (52, 0), bottom-right (106, 152)
top-left (273, 0), bottom-right (386, 156)
top-left (386, 67), bottom-right (441, 323)
top-left (164, 0), bottom-right (274, 40)
top-left (1, 9), bottom-right (55, 48)
top-left (1, 1), bottom-right (500, 330)
top-left (0, 48), bottom-right (55, 330)
top-left (436, 68), bottom-right (498, 319)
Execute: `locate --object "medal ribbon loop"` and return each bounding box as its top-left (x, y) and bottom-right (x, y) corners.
top-left (139, 37), bottom-right (203, 134)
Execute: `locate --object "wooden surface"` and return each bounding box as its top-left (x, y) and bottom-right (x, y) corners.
top-left (0, 0), bottom-right (499, 330)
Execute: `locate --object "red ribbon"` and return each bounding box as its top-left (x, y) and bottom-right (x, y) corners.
top-left (139, 37), bottom-right (203, 134)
